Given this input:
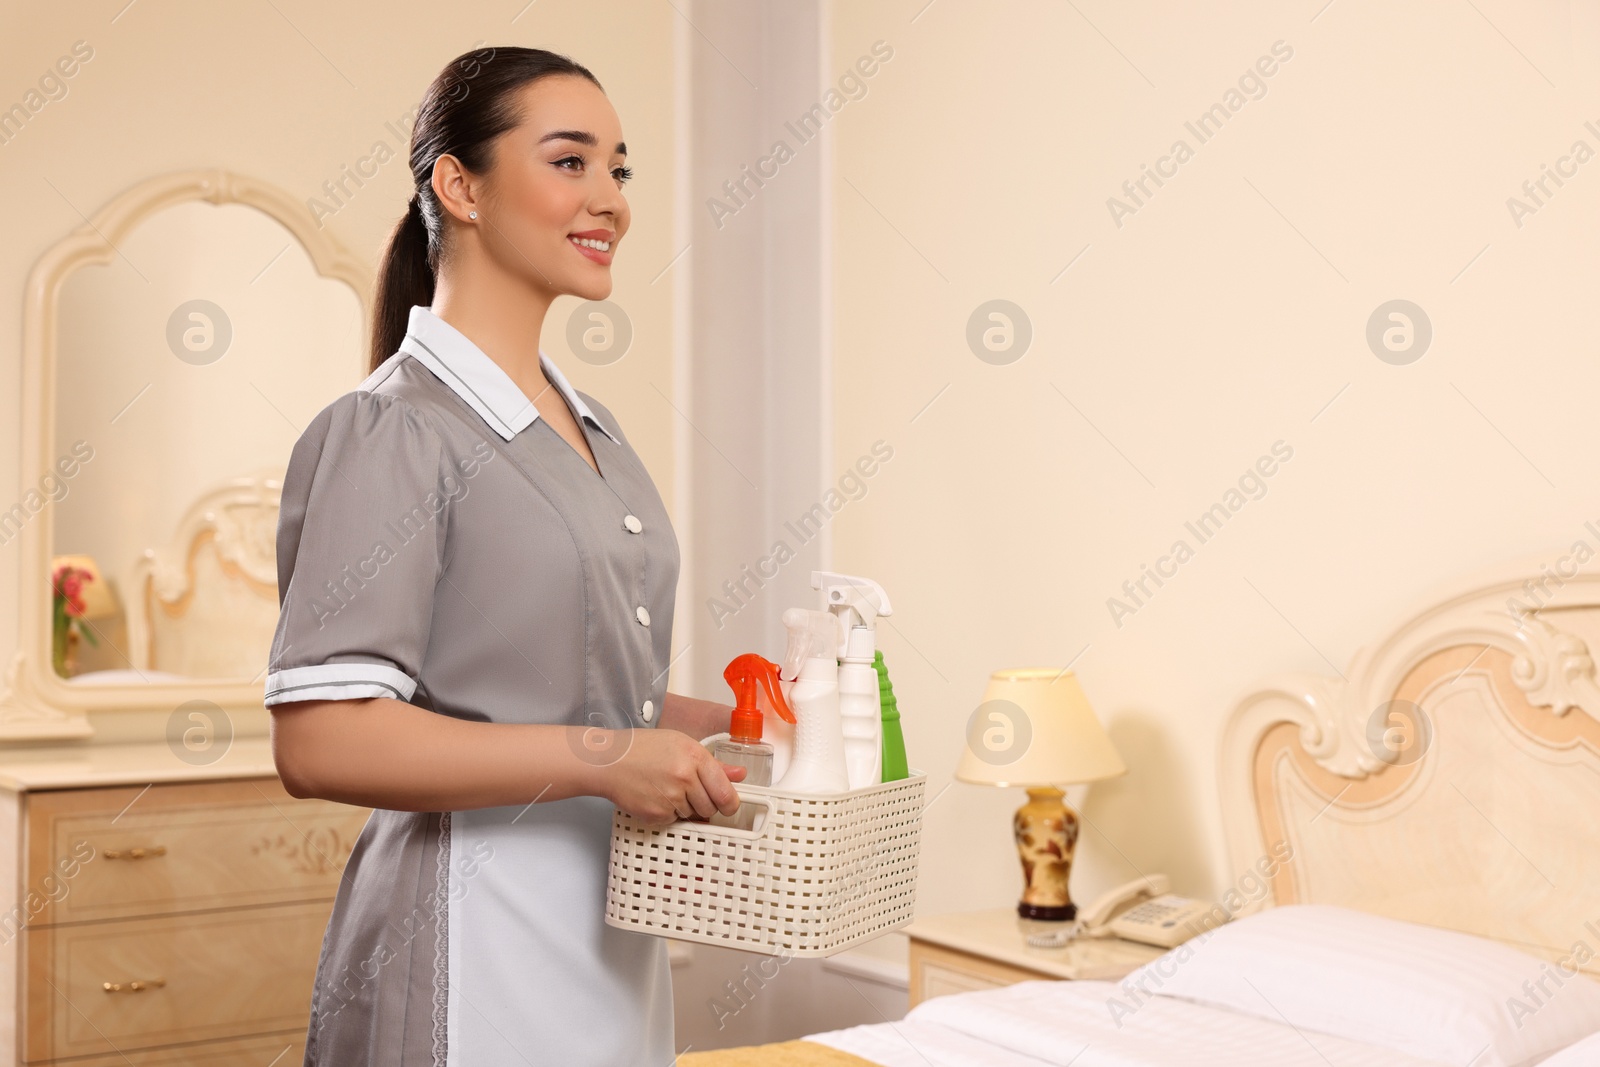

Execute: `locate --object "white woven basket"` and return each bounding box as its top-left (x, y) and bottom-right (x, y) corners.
top-left (605, 769), bottom-right (926, 958)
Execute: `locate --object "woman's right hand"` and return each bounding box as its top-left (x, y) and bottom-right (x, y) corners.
top-left (599, 728), bottom-right (748, 826)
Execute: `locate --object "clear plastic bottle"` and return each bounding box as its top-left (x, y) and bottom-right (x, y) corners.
top-left (711, 735), bottom-right (773, 788)
top-left (709, 653), bottom-right (794, 830)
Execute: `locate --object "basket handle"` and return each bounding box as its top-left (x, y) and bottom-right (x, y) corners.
top-left (683, 789), bottom-right (772, 838)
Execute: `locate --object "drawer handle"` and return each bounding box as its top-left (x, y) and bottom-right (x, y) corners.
top-left (102, 978), bottom-right (166, 993)
top-left (102, 845), bottom-right (167, 860)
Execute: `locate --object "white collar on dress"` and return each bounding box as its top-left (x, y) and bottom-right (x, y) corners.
top-left (398, 304), bottom-right (621, 446)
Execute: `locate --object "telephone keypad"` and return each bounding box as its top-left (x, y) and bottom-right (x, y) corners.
top-left (1122, 895), bottom-right (1189, 928)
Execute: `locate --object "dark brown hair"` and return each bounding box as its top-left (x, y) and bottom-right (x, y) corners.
top-left (369, 45), bottom-right (603, 373)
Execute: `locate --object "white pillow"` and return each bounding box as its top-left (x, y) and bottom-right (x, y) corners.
top-left (1119, 904), bottom-right (1600, 1067)
top-left (1535, 1029), bottom-right (1600, 1066)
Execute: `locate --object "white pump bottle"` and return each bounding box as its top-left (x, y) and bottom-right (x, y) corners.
top-left (773, 607), bottom-right (851, 795)
top-left (813, 571), bottom-right (891, 790)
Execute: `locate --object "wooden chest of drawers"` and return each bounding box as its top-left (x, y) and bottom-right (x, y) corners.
top-left (1, 772), bottom-right (369, 1065)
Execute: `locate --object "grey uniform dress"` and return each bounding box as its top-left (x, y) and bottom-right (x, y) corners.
top-left (264, 304), bottom-right (679, 1066)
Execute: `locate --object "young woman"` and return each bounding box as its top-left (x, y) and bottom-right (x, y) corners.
top-left (265, 45), bottom-right (747, 1066)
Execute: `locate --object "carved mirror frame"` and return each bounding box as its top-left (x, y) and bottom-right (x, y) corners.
top-left (2, 169), bottom-right (371, 740)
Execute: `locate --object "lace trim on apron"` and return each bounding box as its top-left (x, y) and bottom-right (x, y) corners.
top-left (431, 810), bottom-right (452, 1066)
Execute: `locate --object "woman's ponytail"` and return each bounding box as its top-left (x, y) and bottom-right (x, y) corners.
top-left (369, 192), bottom-right (436, 373)
top-left (367, 46), bottom-right (602, 374)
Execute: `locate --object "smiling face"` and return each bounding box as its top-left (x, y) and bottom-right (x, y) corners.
top-left (475, 74), bottom-right (631, 302)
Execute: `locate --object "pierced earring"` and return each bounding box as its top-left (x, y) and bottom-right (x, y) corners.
top-left (468, 211), bottom-right (478, 220)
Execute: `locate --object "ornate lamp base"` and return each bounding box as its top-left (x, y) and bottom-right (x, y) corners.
top-left (1013, 785), bottom-right (1080, 922)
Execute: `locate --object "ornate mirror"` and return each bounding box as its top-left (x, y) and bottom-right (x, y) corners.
top-left (3, 170), bottom-right (371, 739)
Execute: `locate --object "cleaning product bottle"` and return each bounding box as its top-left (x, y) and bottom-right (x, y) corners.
top-left (813, 571), bottom-right (891, 789)
top-left (876, 649), bottom-right (908, 782)
top-left (711, 653), bottom-right (795, 788)
top-left (697, 701), bottom-right (796, 784)
top-left (709, 653), bottom-right (795, 831)
top-left (765, 691), bottom-right (796, 783)
top-left (773, 607), bottom-right (851, 795)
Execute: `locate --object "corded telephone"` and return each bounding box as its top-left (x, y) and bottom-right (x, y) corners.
top-left (1025, 874), bottom-right (1227, 949)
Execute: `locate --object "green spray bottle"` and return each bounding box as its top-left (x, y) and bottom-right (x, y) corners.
top-left (876, 649), bottom-right (908, 782)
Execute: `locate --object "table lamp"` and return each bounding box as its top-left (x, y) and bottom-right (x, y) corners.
top-left (954, 668), bottom-right (1126, 921)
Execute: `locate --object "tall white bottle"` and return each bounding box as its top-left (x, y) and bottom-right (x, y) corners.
top-left (773, 608), bottom-right (851, 795)
top-left (814, 571), bottom-right (891, 789)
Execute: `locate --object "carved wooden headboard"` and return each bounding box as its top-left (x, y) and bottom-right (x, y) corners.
top-left (1219, 557), bottom-right (1600, 977)
top-left (126, 469), bottom-right (283, 679)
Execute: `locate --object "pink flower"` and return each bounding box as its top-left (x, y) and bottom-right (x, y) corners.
top-left (52, 565), bottom-right (94, 618)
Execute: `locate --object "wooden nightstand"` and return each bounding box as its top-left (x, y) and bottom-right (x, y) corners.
top-left (905, 908), bottom-right (1166, 1008)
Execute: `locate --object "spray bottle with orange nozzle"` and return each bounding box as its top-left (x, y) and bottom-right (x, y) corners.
top-left (708, 654), bottom-right (797, 829)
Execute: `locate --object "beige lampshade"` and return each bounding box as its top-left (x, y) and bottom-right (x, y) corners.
top-left (50, 554), bottom-right (119, 620)
top-left (954, 668), bottom-right (1126, 787)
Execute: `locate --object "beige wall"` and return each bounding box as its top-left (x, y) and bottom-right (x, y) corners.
top-left (828, 0), bottom-right (1600, 911)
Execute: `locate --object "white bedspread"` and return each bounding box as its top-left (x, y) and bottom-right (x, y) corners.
top-left (804, 979), bottom-right (1450, 1066)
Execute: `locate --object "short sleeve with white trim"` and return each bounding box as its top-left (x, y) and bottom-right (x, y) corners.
top-left (264, 389), bottom-right (450, 707)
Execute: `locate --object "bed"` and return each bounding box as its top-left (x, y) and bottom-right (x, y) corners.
top-left (677, 558), bottom-right (1600, 1066)
top-left (61, 468), bottom-right (282, 684)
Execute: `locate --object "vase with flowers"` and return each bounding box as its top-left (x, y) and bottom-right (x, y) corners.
top-left (51, 563), bottom-right (99, 677)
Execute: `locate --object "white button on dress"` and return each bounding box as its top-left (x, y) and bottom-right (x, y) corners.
top-left (641, 699), bottom-right (654, 721)
top-left (623, 513), bottom-right (642, 533)
top-left (636, 605), bottom-right (651, 626)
